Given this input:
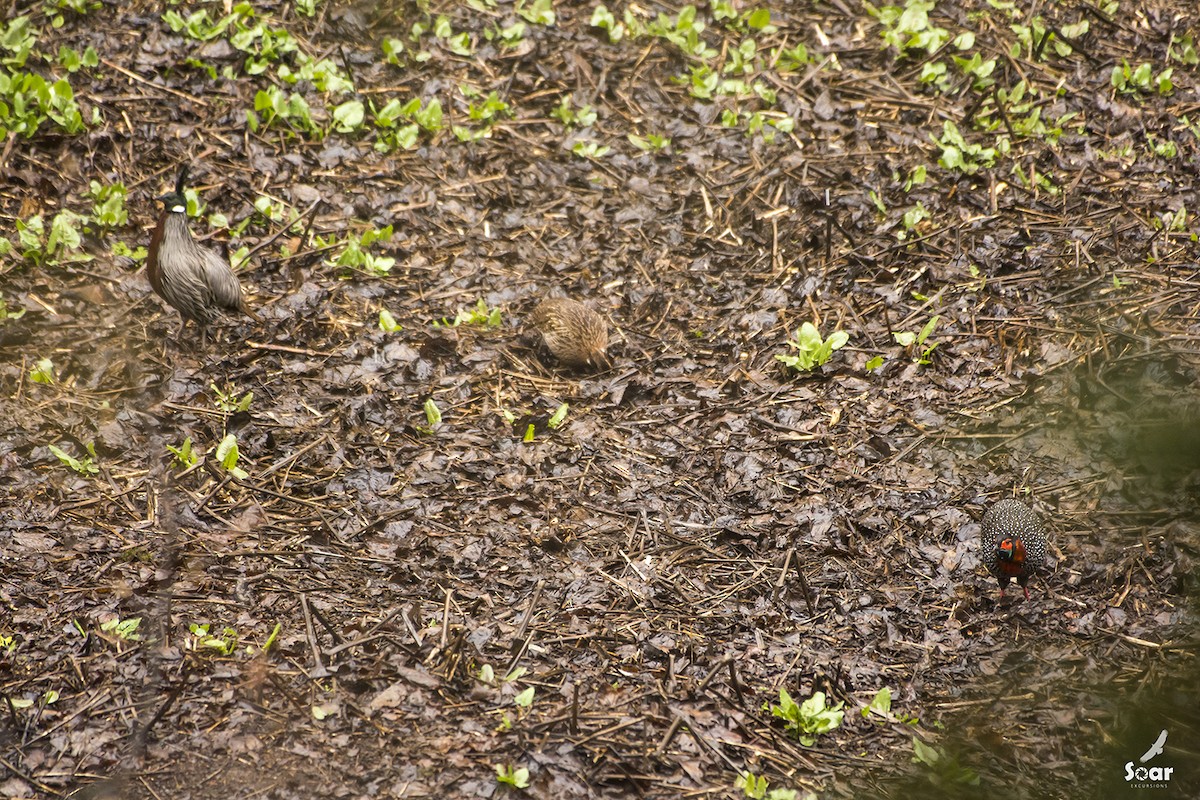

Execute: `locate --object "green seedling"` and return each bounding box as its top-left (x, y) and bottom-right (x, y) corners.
top-left (1157, 207), bottom-right (1187, 232)
top-left (0, 298), bottom-right (25, 323)
top-left (865, 0), bottom-right (949, 57)
top-left (250, 621), bottom-right (283, 655)
top-left (514, 686), bottom-right (535, 708)
top-left (278, 53), bottom-right (354, 94)
top-left (100, 616), bottom-right (141, 641)
top-left (422, 399), bottom-right (442, 432)
top-left (215, 434), bottom-right (249, 480)
top-left (862, 687), bottom-right (891, 720)
top-left (110, 241), bottom-right (147, 261)
top-left (900, 202), bottom-right (930, 237)
top-left (485, 21), bottom-right (526, 48)
top-left (571, 139), bottom-right (610, 159)
top-left (1149, 136), bottom-right (1177, 159)
top-left (628, 132), bottom-right (671, 153)
top-left (57, 44), bottom-right (99, 72)
top-left (16, 211), bottom-right (90, 266)
top-left (912, 737), bottom-right (980, 787)
top-left (247, 86), bottom-right (319, 138)
top-left (893, 315), bottom-right (940, 363)
top-left (646, 4), bottom-right (716, 59)
top-left (1169, 34), bottom-right (1199, 65)
top-left (295, 0), bottom-right (319, 17)
top-left (0, 15), bottom-right (37, 68)
top-left (311, 704), bottom-right (337, 720)
top-left (373, 97), bottom-right (442, 151)
top-left (517, 0), bottom-right (554, 25)
top-left (1111, 60), bottom-right (1174, 95)
top-left (212, 383), bottom-right (253, 413)
top-left (48, 442), bottom-right (99, 476)
top-left (713, 3), bottom-right (775, 34)
top-left (321, 224), bottom-right (395, 275)
top-left (547, 403), bottom-right (569, 430)
top-left (434, 298), bottom-right (502, 328)
top-left (768, 689), bottom-right (844, 746)
top-left (88, 181), bottom-right (128, 230)
top-left (495, 764), bottom-right (530, 789)
top-left (167, 437), bottom-right (198, 470)
top-left (865, 355), bottom-right (884, 371)
top-left (187, 623), bottom-right (238, 655)
top-left (735, 771), bottom-right (804, 800)
top-left (776, 322), bottom-right (850, 372)
top-left (331, 99), bottom-right (365, 133)
top-left (163, 6), bottom-right (245, 41)
top-left (379, 309), bottom-right (402, 332)
top-left (382, 37), bottom-right (404, 64)
top-left (590, 4), bottom-right (629, 43)
top-left (29, 357), bottom-right (54, 384)
top-left (551, 96), bottom-right (596, 128)
top-left (775, 42), bottom-right (810, 71)
top-left (935, 121), bottom-right (997, 173)
top-left (478, 664), bottom-right (528, 686)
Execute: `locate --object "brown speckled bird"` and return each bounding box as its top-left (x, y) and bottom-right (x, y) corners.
top-left (146, 166), bottom-right (258, 339)
top-left (530, 297), bottom-right (609, 369)
top-left (982, 498), bottom-right (1047, 599)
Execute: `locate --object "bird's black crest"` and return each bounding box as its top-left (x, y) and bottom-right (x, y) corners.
top-left (174, 165), bottom-right (189, 196)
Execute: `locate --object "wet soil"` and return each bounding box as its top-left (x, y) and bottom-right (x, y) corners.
top-left (2, 1), bottom-right (1200, 799)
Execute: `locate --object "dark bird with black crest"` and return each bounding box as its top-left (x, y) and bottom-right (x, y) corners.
top-left (146, 166), bottom-right (259, 340)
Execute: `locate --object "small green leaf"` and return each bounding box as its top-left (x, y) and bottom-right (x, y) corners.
top-left (424, 398), bottom-right (442, 428)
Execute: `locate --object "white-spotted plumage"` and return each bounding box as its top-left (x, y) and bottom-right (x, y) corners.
top-left (981, 498), bottom-right (1047, 598)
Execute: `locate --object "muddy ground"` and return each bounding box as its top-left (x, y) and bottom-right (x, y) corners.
top-left (2, 1), bottom-right (1200, 798)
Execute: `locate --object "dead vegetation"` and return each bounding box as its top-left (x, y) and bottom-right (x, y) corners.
top-left (1, 1), bottom-right (1199, 798)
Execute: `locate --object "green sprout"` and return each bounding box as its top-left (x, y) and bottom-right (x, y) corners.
top-left (893, 315), bottom-right (940, 364)
top-left (100, 617), bottom-right (142, 641)
top-left (167, 437), bottom-right (198, 470)
top-left (215, 434), bottom-right (249, 480)
top-left (88, 181), bottom-right (128, 230)
top-left (628, 132), bottom-right (671, 153)
top-left (768, 689), bottom-right (844, 746)
top-left (517, 0), bottom-right (554, 25)
top-left (434, 298), bottom-right (502, 328)
top-left (379, 309), bottom-right (402, 332)
top-left (571, 139), bottom-right (610, 159)
top-left (934, 121), bottom-right (998, 174)
top-left (187, 623), bottom-right (238, 655)
top-left (911, 737), bottom-right (980, 787)
top-left (590, 4), bottom-right (627, 43)
top-left (211, 383), bottom-right (253, 413)
top-left (29, 357), bottom-right (54, 384)
top-left (0, 298), bottom-right (25, 323)
top-left (423, 399), bottom-right (442, 431)
top-left (776, 322), bottom-right (849, 372)
top-left (735, 771), bottom-right (804, 800)
top-left (1111, 60), bottom-right (1173, 95)
top-left (48, 442), bottom-right (99, 476)
top-left (494, 764), bottom-right (530, 789)
top-left (550, 95), bottom-right (596, 128)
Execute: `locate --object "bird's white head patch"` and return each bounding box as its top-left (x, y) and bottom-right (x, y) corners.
top-left (171, 204), bottom-right (186, 214)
